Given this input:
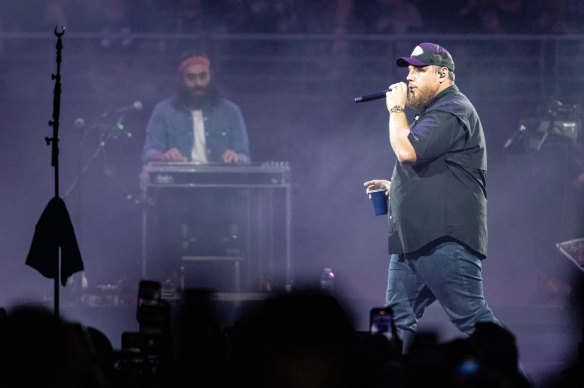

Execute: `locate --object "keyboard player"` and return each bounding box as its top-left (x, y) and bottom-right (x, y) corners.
top-left (141, 53), bottom-right (250, 287)
top-left (142, 53), bottom-right (250, 165)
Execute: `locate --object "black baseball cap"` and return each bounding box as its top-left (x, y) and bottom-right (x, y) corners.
top-left (396, 42), bottom-right (455, 72)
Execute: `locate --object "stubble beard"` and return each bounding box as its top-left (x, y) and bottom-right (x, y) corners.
top-left (406, 83), bottom-right (438, 110)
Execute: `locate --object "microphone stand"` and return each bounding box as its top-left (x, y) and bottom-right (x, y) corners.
top-left (27, 27), bottom-right (83, 318)
top-left (45, 26), bottom-right (66, 316)
top-left (47, 26), bottom-right (64, 198)
top-left (63, 121), bottom-right (132, 199)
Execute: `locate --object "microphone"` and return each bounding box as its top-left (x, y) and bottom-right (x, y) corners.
top-left (101, 101), bottom-right (143, 117)
top-left (120, 100), bottom-right (143, 113)
top-left (503, 124), bottom-right (527, 149)
top-left (73, 118), bottom-right (85, 129)
top-left (354, 89), bottom-right (391, 103)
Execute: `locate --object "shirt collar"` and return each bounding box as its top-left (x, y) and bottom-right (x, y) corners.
top-left (422, 84), bottom-right (459, 111)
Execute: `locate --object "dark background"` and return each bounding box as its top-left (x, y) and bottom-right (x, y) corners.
top-left (0, 1), bottom-right (584, 384)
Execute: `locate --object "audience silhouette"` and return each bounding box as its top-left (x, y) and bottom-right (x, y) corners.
top-left (0, 305), bottom-right (113, 388)
top-left (2, 277), bottom-right (584, 387)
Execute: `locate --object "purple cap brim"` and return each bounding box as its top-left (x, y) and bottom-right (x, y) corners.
top-left (396, 57), bottom-right (427, 67)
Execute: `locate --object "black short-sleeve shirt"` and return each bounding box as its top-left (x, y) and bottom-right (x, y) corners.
top-left (387, 85), bottom-right (488, 258)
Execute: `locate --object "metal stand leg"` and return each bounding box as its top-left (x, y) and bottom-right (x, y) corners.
top-left (141, 191), bottom-right (148, 279)
top-left (234, 261), bottom-right (241, 293)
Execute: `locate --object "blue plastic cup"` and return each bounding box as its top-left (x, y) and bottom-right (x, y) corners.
top-left (370, 189), bottom-right (388, 216)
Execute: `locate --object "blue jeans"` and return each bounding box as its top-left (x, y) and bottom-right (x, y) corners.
top-left (386, 239), bottom-right (499, 353)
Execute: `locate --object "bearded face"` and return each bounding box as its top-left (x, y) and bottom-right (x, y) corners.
top-left (405, 66), bottom-right (443, 110)
top-left (406, 79), bottom-right (441, 109)
top-left (177, 63), bottom-right (218, 109)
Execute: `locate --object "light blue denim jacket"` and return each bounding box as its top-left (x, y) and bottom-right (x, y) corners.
top-left (142, 97), bottom-right (250, 164)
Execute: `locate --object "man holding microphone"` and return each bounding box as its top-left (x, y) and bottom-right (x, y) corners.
top-left (364, 42), bottom-right (499, 354)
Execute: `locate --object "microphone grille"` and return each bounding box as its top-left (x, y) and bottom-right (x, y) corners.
top-left (73, 118), bottom-right (85, 129)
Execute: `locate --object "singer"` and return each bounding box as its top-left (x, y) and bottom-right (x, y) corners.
top-left (363, 43), bottom-right (502, 355)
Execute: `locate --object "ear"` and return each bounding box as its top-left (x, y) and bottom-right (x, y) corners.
top-left (439, 67), bottom-right (447, 79)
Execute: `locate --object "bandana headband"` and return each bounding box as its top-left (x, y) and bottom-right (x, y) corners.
top-left (178, 56), bottom-right (211, 74)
